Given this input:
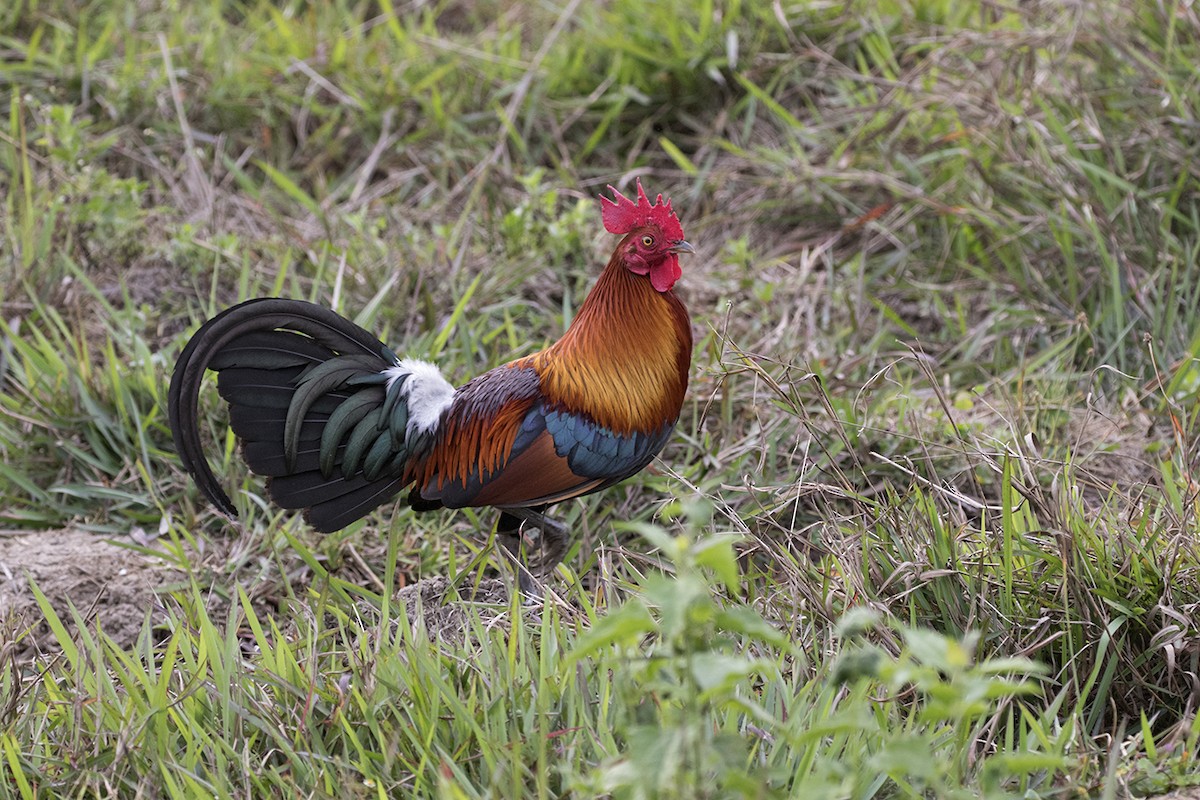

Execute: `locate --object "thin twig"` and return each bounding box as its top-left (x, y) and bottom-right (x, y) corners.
top-left (158, 34), bottom-right (213, 220)
top-left (349, 107), bottom-right (397, 206)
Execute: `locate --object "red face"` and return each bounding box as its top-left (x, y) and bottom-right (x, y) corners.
top-left (601, 181), bottom-right (693, 292)
top-left (621, 225), bottom-right (693, 292)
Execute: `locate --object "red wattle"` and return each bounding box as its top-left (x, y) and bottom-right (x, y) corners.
top-left (650, 255), bottom-right (681, 292)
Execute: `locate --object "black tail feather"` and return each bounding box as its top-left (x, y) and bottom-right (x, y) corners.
top-left (305, 475), bottom-right (410, 532)
top-left (242, 441), bottom-right (346, 477)
top-left (267, 469), bottom-right (398, 511)
top-left (207, 330), bottom-right (333, 371)
top-left (228, 406), bottom-right (331, 444)
top-left (217, 367), bottom-right (353, 411)
top-left (167, 298), bottom-right (398, 521)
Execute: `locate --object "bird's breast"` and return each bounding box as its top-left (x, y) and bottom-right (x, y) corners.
top-left (533, 295), bottom-right (690, 434)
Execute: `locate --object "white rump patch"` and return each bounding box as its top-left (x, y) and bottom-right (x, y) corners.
top-left (382, 358), bottom-right (456, 436)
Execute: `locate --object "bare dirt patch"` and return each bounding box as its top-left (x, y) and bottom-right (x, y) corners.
top-left (0, 529), bottom-right (183, 655)
top-left (0, 525), bottom-right (528, 657)
top-left (396, 574), bottom-right (514, 643)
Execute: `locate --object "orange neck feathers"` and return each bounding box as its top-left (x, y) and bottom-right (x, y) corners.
top-left (533, 249), bottom-right (692, 434)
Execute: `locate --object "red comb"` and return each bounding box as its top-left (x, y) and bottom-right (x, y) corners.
top-left (600, 179), bottom-right (684, 242)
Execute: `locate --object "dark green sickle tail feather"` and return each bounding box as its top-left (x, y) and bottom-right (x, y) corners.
top-left (167, 298), bottom-right (441, 531)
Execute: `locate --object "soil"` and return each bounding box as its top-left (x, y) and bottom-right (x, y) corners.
top-left (0, 527), bottom-right (522, 657)
top-left (0, 528), bottom-right (183, 655)
top-left (395, 575), bottom-right (514, 642)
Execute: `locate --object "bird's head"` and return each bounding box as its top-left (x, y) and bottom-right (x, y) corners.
top-left (601, 180), bottom-right (694, 293)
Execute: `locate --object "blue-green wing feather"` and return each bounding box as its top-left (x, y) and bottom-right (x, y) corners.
top-left (543, 408), bottom-right (674, 482)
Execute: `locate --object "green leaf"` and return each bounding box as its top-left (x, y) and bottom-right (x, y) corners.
top-left (254, 159), bottom-right (322, 217)
top-left (618, 520), bottom-right (676, 554)
top-left (658, 135), bottom-right (698, 175)
top-left (431, 272), bottom-right (483, 355)
top-left (903, 628), bottom-right (972, 672)
top-left (29, 580), bottom-right (79, 670)
top-left (567, 604), bottom-right (655, 663)
top-left (689, 652), bottom-right (755, 693)
top-left (836, 607), bottom-right (882, 640)
top-left (734, 73), bottom-right (805, 131)
top-left (1, 733), bottom-right (35, 800)
top-left (713, 607), bottom-right (790, 650)
top-left (692, 534), bottom-right (741, 593)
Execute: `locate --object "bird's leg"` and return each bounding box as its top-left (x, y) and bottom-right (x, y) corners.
top-left (496, 511), bottom-right (537, 595)
top-left (495, 507), bottom-right (571, 594)
top-left (505, 506), bottom-right (570, 576)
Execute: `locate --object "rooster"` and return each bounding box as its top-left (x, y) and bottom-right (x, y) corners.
top-left (168, 181), bottom-right (694, 590)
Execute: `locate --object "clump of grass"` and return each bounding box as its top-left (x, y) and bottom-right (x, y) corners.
top-left (3, 514), bottom-right (1078, 798)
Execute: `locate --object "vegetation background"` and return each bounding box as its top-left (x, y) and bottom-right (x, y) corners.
top-left (1, 0), bottom-right (1199, 797)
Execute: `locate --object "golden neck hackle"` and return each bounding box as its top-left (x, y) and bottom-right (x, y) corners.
top-left (531, 254), bottom-right (692, 434)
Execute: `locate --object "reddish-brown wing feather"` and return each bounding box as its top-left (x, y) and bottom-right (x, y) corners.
top-left (408, 362), bottom-right (546, 507)
top-left (469, 430), bottom-right (605, 508)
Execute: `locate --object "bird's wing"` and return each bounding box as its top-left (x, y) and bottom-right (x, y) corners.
top-left (412, 364), bottom-right (549, 507)
top-left (415, 364), bottom-right (675, 509)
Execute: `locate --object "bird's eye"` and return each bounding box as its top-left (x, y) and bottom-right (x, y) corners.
top-left (641, 235), bottom-right (655, 247)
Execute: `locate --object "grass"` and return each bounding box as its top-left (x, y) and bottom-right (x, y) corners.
top-left (2, 0), bottom-right (1200, 796)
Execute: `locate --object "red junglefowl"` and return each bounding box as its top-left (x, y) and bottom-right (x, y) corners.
top-left (168, 180), bottom-right (694, 590)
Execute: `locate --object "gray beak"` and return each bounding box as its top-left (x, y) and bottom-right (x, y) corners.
top-left (669, 240), bottom-right (696, 255)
